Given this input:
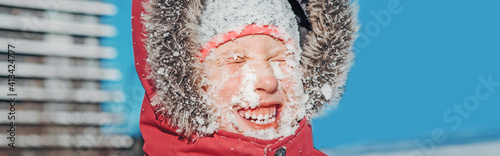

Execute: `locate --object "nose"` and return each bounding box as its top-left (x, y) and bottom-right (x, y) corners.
top-left (253, 62), bottom-right (279, 94)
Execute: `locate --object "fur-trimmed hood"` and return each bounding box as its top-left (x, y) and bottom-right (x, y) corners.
top-left (133, 0), bottom-right (358, 141)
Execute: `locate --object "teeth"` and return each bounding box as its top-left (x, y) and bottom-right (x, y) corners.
top-left (245, 116), bottom-right (277, 125)
top-left (257, 120), bottom-right (263, 124)
top-left (245, 112), bottom-right (251, 119)
top-left (262, 119), bottom-right (269, 124)
top-left (238, 106), bottom-right (279, 125)
top-left (257, 114), bottom-right (263, 120)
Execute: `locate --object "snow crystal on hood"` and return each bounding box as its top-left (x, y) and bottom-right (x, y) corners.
top-left (321, 84), bottom-right (333, 101)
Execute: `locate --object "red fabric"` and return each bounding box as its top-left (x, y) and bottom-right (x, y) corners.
top-left (132, 0), bottom-right (327, 155)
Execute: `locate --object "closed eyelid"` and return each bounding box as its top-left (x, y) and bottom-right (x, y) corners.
top-left (270, 52), bottom-right (291, 60)
top-left (216, 48), bottom-right (290, 62)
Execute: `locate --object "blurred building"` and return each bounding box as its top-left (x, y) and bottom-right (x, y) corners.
top-left (0, 0), bottom-right (142, 155)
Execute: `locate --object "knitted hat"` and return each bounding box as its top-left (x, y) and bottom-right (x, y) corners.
top-left (197, 0), bottom-right (301, 60)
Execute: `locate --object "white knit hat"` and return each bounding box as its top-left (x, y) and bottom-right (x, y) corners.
top-left (197, 0), bottom-right (301, 58)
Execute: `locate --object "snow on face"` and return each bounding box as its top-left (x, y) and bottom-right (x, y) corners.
top-left (203, 35), bottom-right (306, 140)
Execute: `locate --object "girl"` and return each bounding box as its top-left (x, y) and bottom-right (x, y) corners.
top-left (132, 0), bottom-right (358, 155)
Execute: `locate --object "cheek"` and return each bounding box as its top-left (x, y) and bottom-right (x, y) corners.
top-left (280, 78), bottom-right (295, 96)
top-left (209, 65), bottom-right (243, 106)
top-left (279, 67), bottom-right (303, 100)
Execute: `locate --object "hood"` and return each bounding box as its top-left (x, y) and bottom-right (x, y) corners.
top-left (133, 0), bottom-right (358, 140)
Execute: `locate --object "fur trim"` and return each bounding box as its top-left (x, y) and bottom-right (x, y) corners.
top-left (142, 0), bottom-right (218, 138)
top-left (301, 0), bottom-right (359, 117)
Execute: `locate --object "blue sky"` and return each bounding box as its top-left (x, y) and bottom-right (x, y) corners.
top-left (312, 0), bottom-right (500, 149)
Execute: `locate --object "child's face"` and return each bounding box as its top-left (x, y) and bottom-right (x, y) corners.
top-left (204, 35), bottom-right (303, 135)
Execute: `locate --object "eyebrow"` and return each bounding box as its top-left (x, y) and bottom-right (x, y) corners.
top-left (218, 49), bottom-right (247, 58)
top-left (217, 47), bottom-right (288, 60)
top-left (271, 48), bottom-right (288, 58)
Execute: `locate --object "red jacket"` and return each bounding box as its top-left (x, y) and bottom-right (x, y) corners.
top-left (131, 0), bottom-right (328, 155)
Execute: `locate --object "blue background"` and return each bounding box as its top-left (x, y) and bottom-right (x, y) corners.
top-left (101, 0), bottom-right (144, 137)
top-left (103, 0), bottom-right (500, 150)
top-left (312, 0), bottom-right (500, 149)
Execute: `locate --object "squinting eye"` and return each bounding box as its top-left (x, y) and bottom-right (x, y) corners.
top-left (224, 55), bottom-right (246, 64)
top-left (270, 56), bottom-right (287, 62)
top-left (270, 52), bottom-right (292, 63)
top-left (234, 56), bottom-right (245, 63)
top-left (270, 59), bottom-right (286, 62)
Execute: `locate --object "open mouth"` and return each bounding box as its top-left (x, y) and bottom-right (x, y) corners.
top-left (237, 105), bottom-right (280, 126)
